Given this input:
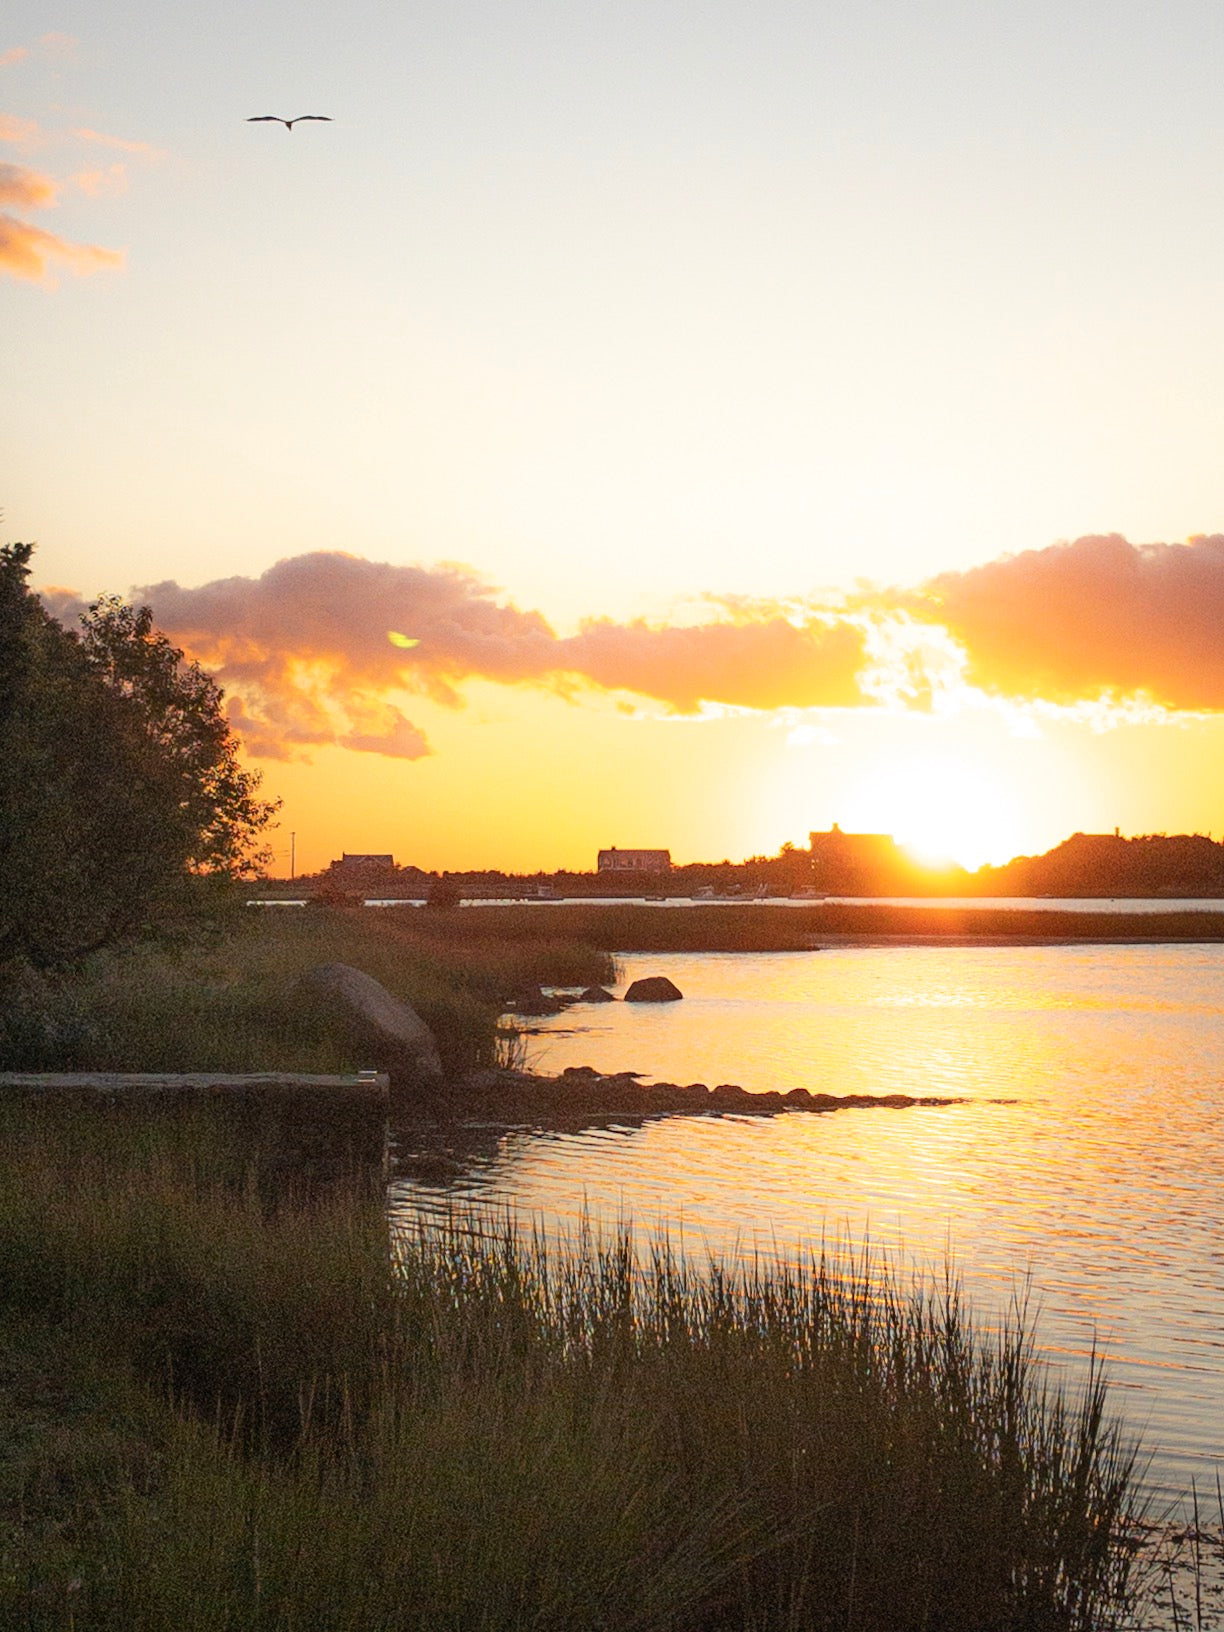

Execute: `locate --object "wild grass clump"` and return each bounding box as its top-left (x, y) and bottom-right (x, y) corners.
top-left (445, 900), bottom-right (1224, 950)
top-left (0, 908), bottom-right (616, 1079)
top-left (431, 902), bottom-right (821, 951)
top-left (0, 1099), bottom-right (1143, 1631)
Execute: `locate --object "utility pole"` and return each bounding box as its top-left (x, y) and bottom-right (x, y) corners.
top-left (290, 831), bottom-right (296, 881)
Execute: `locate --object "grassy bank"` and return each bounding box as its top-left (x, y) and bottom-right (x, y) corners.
top-left (0, 1097), bottom-right (1144, 1631)
top-left (8, 902), bottom-right (1216, 1086)
top-left (385, 901), bottom-right (1224, 952)
top-left (0, 908), bottom-right (616, 1079)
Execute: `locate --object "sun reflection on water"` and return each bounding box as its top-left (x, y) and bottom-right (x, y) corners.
top-left (391, 943), bottom-right (1224, 1505)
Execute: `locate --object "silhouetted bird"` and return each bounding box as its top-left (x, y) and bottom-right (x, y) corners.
top-left (246, 115), bottom-right (332, 130)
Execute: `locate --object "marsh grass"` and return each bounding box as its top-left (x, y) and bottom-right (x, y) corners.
top-left (11, 899), bottom-right (1213, 1083)
top-left (369, 901), bottom-right (1224, 953)
top-left (0, 908), bottom-right (616, 1078)
top-left (1128, 1480), bottom-right (1224, 1632)
top-left (429, 902), bottom-right (822, 952)
top-left (0, 1099), bottom-right (1143, 1631)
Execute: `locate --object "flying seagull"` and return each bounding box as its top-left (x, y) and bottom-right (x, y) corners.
top-left (246, 115), bottom-right (332, 130)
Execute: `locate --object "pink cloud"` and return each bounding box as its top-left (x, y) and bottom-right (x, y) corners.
top-left (42, 552), bottom-right (871, 761)
top-left (71, 126), bottom-right (163, 159)
top-left (44, 533), bottom-right (1224, 764)
top-left (0, 33), bottom-right (75, 71)
top-left (72, 163), bottom-right (127, 198)
top-left (920, 533), bottom-right (1224, 710)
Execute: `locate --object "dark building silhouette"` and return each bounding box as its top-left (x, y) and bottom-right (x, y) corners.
top-left (808, 824), bottom-right (906, 893)
top-left (329, 852), bottom-right (395, 874)
top-left (597, 847), bottom-right (672, 874)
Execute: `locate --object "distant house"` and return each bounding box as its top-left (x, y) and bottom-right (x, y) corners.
top-left (808, 824), bottom-right (903, 891)
top-left (328, 852), bottom-right (395, 874)
top-left (597, 847), bottom-right (672, 873)
top-left (808, 824), bottom-right (899, 861)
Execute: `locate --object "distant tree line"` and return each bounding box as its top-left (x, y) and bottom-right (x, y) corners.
top-left (273, 831), bottom-right (1224, 903)
top-left (0, 542), bottom-right (279, 974)
top-left (976, 831), bottom-right (1224, 898)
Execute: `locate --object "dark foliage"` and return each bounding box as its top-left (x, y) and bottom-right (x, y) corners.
top-left (0, 543), bottom-right (278, 971)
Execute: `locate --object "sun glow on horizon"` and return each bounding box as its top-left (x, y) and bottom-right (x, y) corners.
top-left (843, 753), bottom-right (1027, 874)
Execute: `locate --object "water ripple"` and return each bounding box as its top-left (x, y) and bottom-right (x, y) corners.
top-left (390, 944), bottom-right (1224, 1507)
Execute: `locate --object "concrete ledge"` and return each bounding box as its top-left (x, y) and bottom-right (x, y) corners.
top-left (0, 1071), bottom-right (389, 1099)
top-left (0, 1073), bottom-right (391, 1193)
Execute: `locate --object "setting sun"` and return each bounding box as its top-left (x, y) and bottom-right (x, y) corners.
top-left (843, 754), bottom-right (1025, 873)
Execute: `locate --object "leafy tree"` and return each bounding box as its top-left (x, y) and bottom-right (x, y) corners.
top-left (76, 595), bottom-right (277, 878)
top-left (0, 543), bottom-right (278, 970)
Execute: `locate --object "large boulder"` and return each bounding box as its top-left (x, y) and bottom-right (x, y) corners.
top-left (623, 976), bottom-right (683, 1003)
top-left (296, 963), bottom-right (443, 1087)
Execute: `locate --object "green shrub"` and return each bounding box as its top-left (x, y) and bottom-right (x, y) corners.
top-left (0, 909), bottom-right (616, 1079)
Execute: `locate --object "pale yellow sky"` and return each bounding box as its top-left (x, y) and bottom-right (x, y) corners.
top-left (8, 2), bottom-right (1224, 873)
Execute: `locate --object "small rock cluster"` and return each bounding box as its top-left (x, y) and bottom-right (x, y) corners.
top-left (449, 1062), bottom-right (964, 1123)
top-left (503, 977), bottom-right (683, 1015)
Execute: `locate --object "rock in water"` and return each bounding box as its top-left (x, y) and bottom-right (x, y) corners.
top-left (623, 976), bottom-right (683, 1002)
top-left (578, 985), bottom-right (617, 1003)
top-left (296, 963), bottom-right (443, 1087)
top-left (505, 986), bottom-right (562, 1015)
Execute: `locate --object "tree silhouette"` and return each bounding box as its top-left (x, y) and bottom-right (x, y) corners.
top-left (0, 543), bottom-right (278, 970)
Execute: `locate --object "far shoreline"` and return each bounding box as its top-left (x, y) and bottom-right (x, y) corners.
top-left (251, 897), bottom-right (1224, 948)
top-left (796, 903), bottom-right (1224, 945)
top-left (808, 929), bottom-right (1224, 947)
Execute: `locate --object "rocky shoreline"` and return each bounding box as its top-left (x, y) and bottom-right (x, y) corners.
top-left (389, 1063), bottom-right (1005, 1185)
top-left (401, 1062), bottom-right (989, 1128)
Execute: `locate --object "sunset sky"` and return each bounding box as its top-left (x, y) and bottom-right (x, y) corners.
top-left (8, 1), bottom-right (1224, 875)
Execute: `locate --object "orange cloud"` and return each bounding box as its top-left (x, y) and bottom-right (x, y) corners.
top-left (0, 160), bottom-right (54, 207)
top-left (921, 533), bottom-right (1224, 711)
top-left (0, 125), bottom-right (132, 282)
top-left (0, 114), bottom-right (37, 146)
top-left (71, 126), bottom-right (163, 159)
top-left (0, 211), bottom-right (123, 281)
top-left (72, 163), bottom-right (127, 198)
top-left (339, 709), bottom-right (432, 760)
top-left (562, 614), bottom-right (866, 712)
top-left (0, 33), bottom-right (74, 70)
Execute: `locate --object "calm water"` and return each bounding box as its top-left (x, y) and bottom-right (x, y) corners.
top-left (255, 895), bottom-right (1224, 910)
top-left (370, 896), bottom-right (1224, 910)
top-left (389, 943), bottom-right (1224, 1505)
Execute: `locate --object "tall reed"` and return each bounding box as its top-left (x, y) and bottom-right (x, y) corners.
top-left (0, 1099), bottom-right (1142, 1631)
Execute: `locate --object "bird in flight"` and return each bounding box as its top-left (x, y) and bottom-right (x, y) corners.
top-left (246, 115), bottom-right (332, 130)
